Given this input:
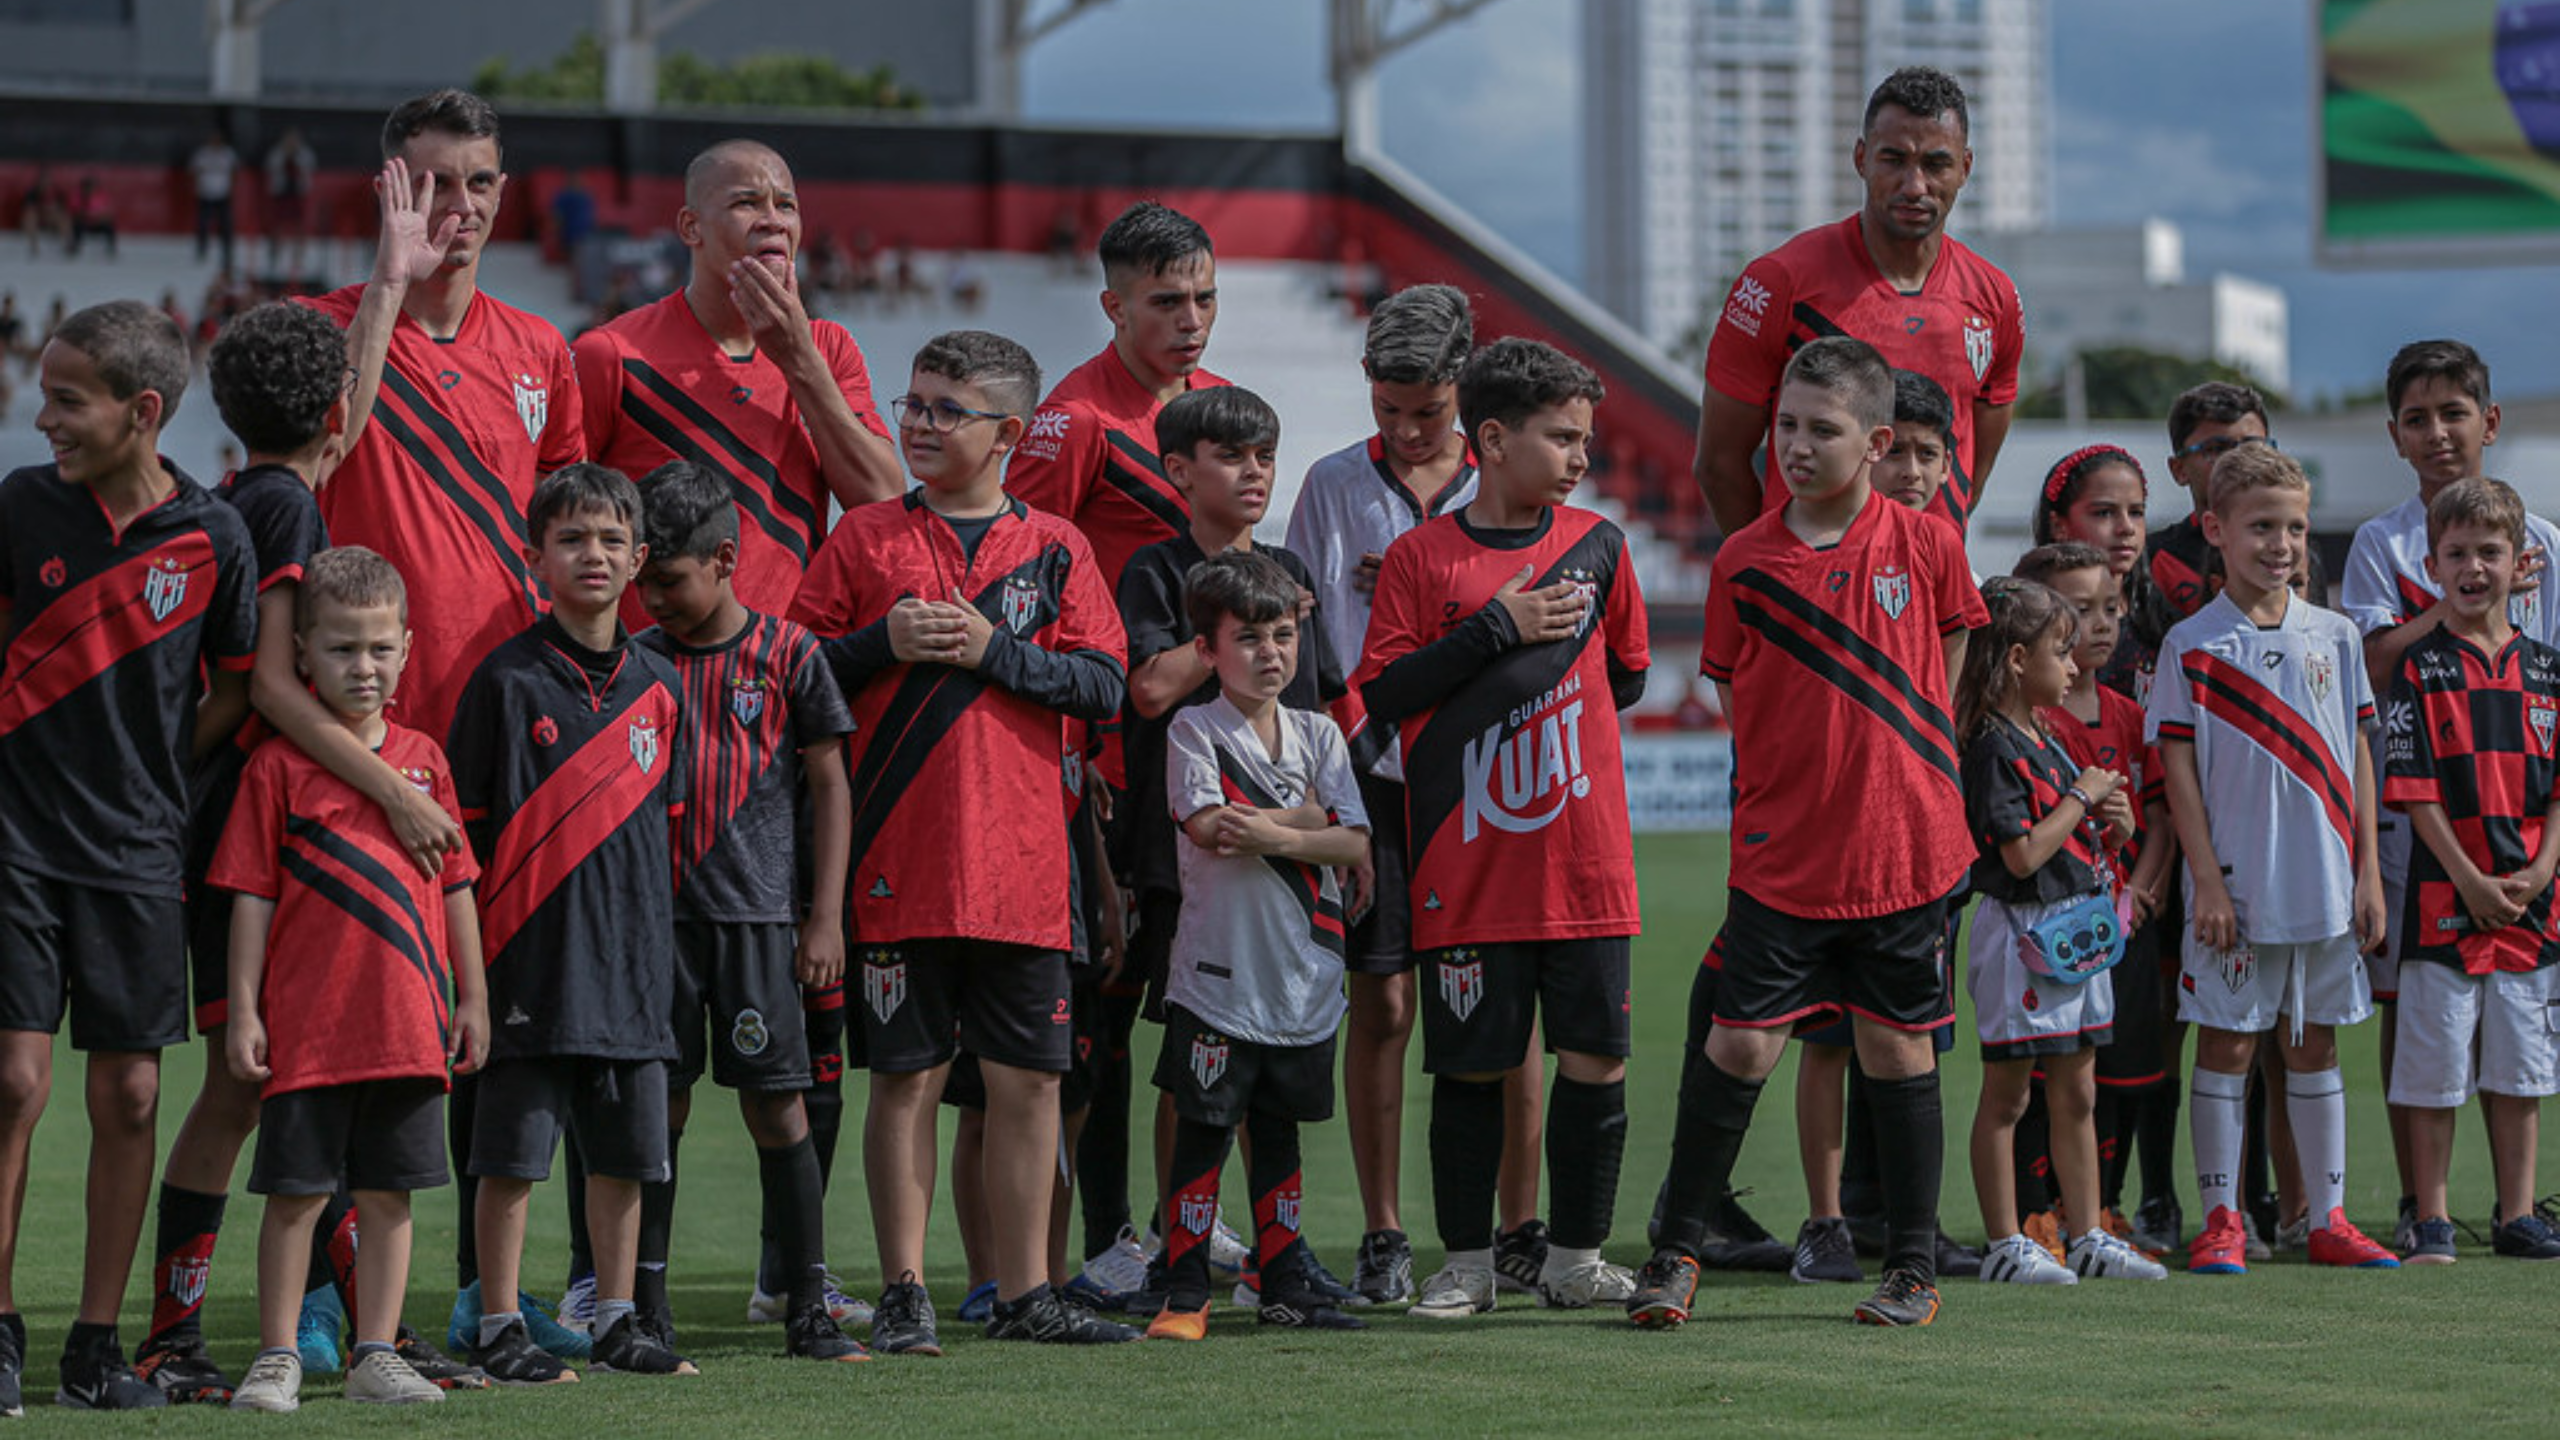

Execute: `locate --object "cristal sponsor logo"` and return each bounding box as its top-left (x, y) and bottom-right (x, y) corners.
top-left (1721, 276), bottom-right (1770, 338)
top-left (1018, 408), bottom-right (1071, 460)
top-left (2383, 698), bottom-right (2417, 767)
top-left (1460, 675), bottom-right (1588, 842)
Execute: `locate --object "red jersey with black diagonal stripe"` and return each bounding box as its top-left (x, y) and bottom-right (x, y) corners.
top-left (1701, 493), bottom-right (1985, 920)
top-left (1005, 346), bottom-right (1228, 593)
top-left (790, 493), bottom-right (1126, 948)
top-left (2381, 628), bottom-right (2560, 973)
top-left (206, 725), bottom-right (478, 1095)
top-left (635, 609), bottom-right (854, 923)
top-left (302, 285), bottom-right (583, 743)
top-left (0, 463), bottom-right (258, 896)
top-left (2044, 685), bottom-right (2158, 875)
top-left (446, 617), bottom-right (684, 1061)
top-left (576, 292), bottom-right (891, 618)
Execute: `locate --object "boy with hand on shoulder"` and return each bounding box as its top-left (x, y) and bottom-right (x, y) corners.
top-left (630, 461), bottom-right (865, 1361)
top-left (214, 547), bottom-right (486, 1413)
top-left (1144, 551), bottom-right (1371, 1339)
top-left (790, 331), bottom-right (1137, 1352)
top-left (2149, 443), bottom-right (2397, 1277)
top-left (446, 464), bottom-right (694, 1382)
top-left (1, 300), bottom-right (259, 1412)
top-left (1355, 337), bottom-right (1650, 1318)
top-left (2378, 478), bottom-right (2560, 1264)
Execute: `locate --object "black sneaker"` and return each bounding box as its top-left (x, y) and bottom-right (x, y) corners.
top-left (394, 1327), bottom-right (490, 1390)
top-left (0, 1313), bottom-right (19, 1418)
top-left (1352, 1228), bottom-right (1414, 1304)
top-left (469, 1320), bottom-right (577, 1386)
top-left (2494, 1212), bottom-right (2560, 1260)
top-left (1935, 1227), bottom-right (1983, 1279)
top-left (785, 1303), bottom-right (869, 1362)
top-left (589, 1313), bottom-right (698, 1375)
top-left (1116, 1254), bottom-right (1171, 1318)
top-left (1625, 1251), bottom-right (1700, 1330)
top-left (55, 1333), bottom-right (167, 1411)
top-left (1255, 1286), bottom-right (1366, 1330)
top-left (1297, 1245), bottom-right (1372, 1308)
top-left (1492, 1219), bottom-right (1549, 1295)
top-left (1851, 1267), bottom-right (1940, 1328)
top-left (870, 1274), bottom-right (942, 1357)
top-left (1698, 1190), bottom-right (1792, 1273)
top-left (985, 1285), bottom-right (1142, 1343)
top-left (1790, 1216), bottom-right (1864, 1284)
top-left (638, 1307), bottom-right (683, 1358)
top-left (133, 1336), bottom-right (233, 1404)
top-left (2130, 1194), bottom-right (2182, 1256)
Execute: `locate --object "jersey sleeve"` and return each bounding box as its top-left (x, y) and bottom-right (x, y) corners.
top-left (1699, 557), bottom-right (1742, 684)
top-left (1925, 515), bottom-right (1990, 633)
top-left (233, 482), bottom-right (328, 592)
top-left (1604, 527), bottom-right (1652, 676)
top-left (1962, 728), bottom-right (2042, 852)
top-left (204, 512), bottom-right (261, 672)
top-left (570, 328), bottom-right (626, 458)
top-left (428, 751), bottom-right (481, 891)
top-left (205, 745), bottom-right (287, 898)
top-left (2338, 521), bottom-right (2403, 637)
top-left (786, 630), bottom-right (858, 747)
top-left (1165, 710), bottom-right (1223, 823)
top-left (538, 329), bottom-right (586, 473)
top-left (2342, 620), bottom-right (2375, 723)
top-left (1116, 546), bottom-right (1187, 668)
top-left (2379, 663), bottom-right (2437, 812)
top-left (1350, 531), bottom-right (1426, 688)
top-left (1701, 254), bottom-right (1795, 408)
top-left (1054, 528), bottom-right (1129, 667)
top-left (1005, 400), bottom-right (1099, 520)
top-left (1306, 713), bottom-right (1369, 832)
top-left (819, 324), bottom-right (892, 441)
top-left (787, 527), bottom-right (864, 636)
top-left (444, 662), bottom-right (500, 824)
top-left (1980, 273), bottom-right (2024, 408)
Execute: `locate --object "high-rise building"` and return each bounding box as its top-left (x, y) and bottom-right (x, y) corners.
top-left (1583, 0), bottom-right (2050, 351)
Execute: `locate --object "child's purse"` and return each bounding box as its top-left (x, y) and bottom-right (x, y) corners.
top-left (2012, 883), bottom-right (2127, 985)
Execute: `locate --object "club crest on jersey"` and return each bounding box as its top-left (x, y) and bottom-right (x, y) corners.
top-left (512, 372), bottom-right (548, 443)
top-left (531, 715), bottom-right (558, 747)
top-left (2514, 589), bottom-right (2544, 637)
top-left (2212, 943), bottom-right (2256, 996)
top-left (1872, 566), bottom-right (1911, 621)
top-left (1000, 575), bottom-right (1040, 635)
top-left (1461, 677), bottom-right (1589, 841)
top-left (731, 1007), bottom-right (770, 1057)
top-left (2303, 651), bottom-right (2335, 706)
top-left (729, 678), bottom-right (767, 727)
top-left (400, 766), bottom-right (436, 794)
top-left (37, 557), bottom-right (63, 590)
top-left (142, 553), bottom-right (189, 622)
top-left (1560, 568), bottom-right (1599, 639)
top-left (165, 1254), bottom-right (208, 1309)
top-left (863, 956), bottom-right (906, 1024)
top-left (1190, 1033), bottom-right (1229, 1090)
top-left (2530, 695), bottom-right (2557, 757)
top-left (1964, 315), bottom-right (1994, 381)
top-left (628, 716), bottom-right (661, 773)
top-left (1439, 951), bottom-right (1484, 1022)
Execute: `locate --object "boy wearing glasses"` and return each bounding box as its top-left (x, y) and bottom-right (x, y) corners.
top-left (2146, 382), bottom-right (2273, 625)
top-left (790, 331), bottom-right (1137, 1351)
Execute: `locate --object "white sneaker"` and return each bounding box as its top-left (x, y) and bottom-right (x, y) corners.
top-left (228, 1350), bottom-right (302, 1413)
top-left (1209, 1212), bottom-right (1250, 1276)
top-left (1081, 1225), bottom-right (1154, 1296)
top-left (1535, 1255), bottom-right (1637, 1309)
top-left (2067, 1230), bottom-right (2168, 1281)
top-left (746, 1272), bottom-right (872, 1327)
top-left (344, 1349), bottom-right (445, 1405)
top-left (2272, 1213), bottom-right (2312, 1255)
top-left (555, 1274), bottom-right (597, 1336)
top-left (1410, 1262), bottom-right (1497, 1318)
top-left (1979, 1233), bottom-right (2079, 1285)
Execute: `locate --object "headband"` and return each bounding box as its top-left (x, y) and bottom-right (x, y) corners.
top-left (2041, 444), bottom-right (2147, 507)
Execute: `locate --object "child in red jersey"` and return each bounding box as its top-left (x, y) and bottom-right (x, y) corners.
top-left (1355, 337), bottom-right (1650, 1318)
top-left (213, 547), bottom-right (488, 1412)
top-left (791, 330), bottom-right (1136, 1352)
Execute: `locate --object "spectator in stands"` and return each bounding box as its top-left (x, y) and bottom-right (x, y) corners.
top-left (946, 252), bottom-right (985, 311)
top-left (191, 130), bottom-right (241, 272)
top-left (264, 127), bottom-right (317, 278)
top-left (19, 167), bottom-right (69, 257)
top-left (550, 174), bottom-right (596, 262)
top-left (68, 176), bottom-right (117, 259)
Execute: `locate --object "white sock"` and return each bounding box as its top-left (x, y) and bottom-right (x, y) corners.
top-left (2286, 1066), bottom-right (2348, 1220)
top-left (1541, 1243), bottom-right (1600, 1280)
top-left (2191, 1067), bottom-right (2249, 1219)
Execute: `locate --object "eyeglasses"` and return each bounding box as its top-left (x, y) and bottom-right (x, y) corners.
top-left (890, 396), bottom-right (1009, 433)
top-left (2173, 434), bottom-right (2276, 461)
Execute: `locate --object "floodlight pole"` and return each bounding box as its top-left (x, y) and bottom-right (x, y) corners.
top-left (603, 0), bottom-right (726, 113)
top-left (984, 0), bottom-right (1118, 116)
top-left (206, 0), bottom-right (295, 99)
top-left (1329, 0), bottom-right (1500, 159)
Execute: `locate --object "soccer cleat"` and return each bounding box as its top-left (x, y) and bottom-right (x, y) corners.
top-left (470, 1320), bottom-right (578, 1386)
top-left (518, 1291), bottom-right (592, 1361)
top-left (1979, 1233), bottom-right (2077, 1285)
top-left (2393, 1195), bottom-right (2420, 1255)
top-left (1625, 1252), bottom-right (1701, 1329)
top-left (785, 1303), bottom-right (870, 1362)
top-left (2067, 1230), bottom-right (2168, 1281)
top-left (56, 1336), bottom-right (169, 1411)
top-left (555, 1273), bottom-right (597, 1336)
top-left (134, 1337), bottom-right (234, 1404)
top-left (1208, 1213), bottom-right (1251, 1276)
top-left (344, 1348), bottom-right (445, 1405)
top-left (1537, 1254), bottom-right (1637, 1309)
top-left (1060, 1274), bottom-right (1129, 1312)
top-left (1301, 1247), bottom-right (1371, 1308)
top-left (1145, 1302), bottom-right (1209, 1341)
top-left (2404, 1216), bottom-right (2459, 1265)
top-left (1698, 1189), bottom-right (1792, 1273)
top-left (2493, 1212), bottom-right (2560, 1260)
top-left (394, 1327), bottom-right (490, 1390)
top-left (2130, 1195), bottom-right (2181, 1257)
top-left (1353, 1228), bottom-right (1416, 1304)
top-left (870, 1274), bottom-right (942, 1357)
top-left (1935, 1228), bottom-right (1983, 1279)
top-left (296, 1287), bottom-right (343, 1373)
top-left (0, 1313), bottom-right (22, 1419)
top-left (2020, 1209), bottom-right (2066, 1264)
top-left (2273, 1212), bottom-right (2312, 1255)
top-left (1790, 1217), bottom-right (1864, 1284)
top-left (1256, 1289), bottom-right (1367, 1330)
top-left (226, 1350), bottom-right (301, 1414)
top-left (1410, 1262), bottom-right (1496, 1319)
top-left (1853, 1267), bottom-right (1940, 1327)
top-left (2306, 1208), bottom-right (2400, 1268)
top-left (2189, 1205), bottom-right (2250, 1275)
top-left (1492, 1219), bottom-right (1550, 1295)
top-left (957, 1280), bottom-right (998, 1324)
top-left (1081, 1225), bottom-right (1155, 1297)
top-left (984, 1286), bottom-right (1143, 1343)
top-left (590, 1312), bottom-right (699, 1375)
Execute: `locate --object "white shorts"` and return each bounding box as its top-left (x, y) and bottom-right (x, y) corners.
top-left (2386, 963), bottom-right (2560, 1108)
top-left (1967, 897), bottom-right (2116, 1049)
top-left (2177, 931), bottom-right (2373, 1035)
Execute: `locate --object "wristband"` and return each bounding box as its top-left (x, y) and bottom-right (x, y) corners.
top-left (2066, 785), bottom-right (2097, 813)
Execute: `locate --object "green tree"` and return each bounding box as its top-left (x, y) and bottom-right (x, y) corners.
top-left (475, 32), bottom-right (922, 112)
top-left (2017, 345), bottom-right (2286, 419)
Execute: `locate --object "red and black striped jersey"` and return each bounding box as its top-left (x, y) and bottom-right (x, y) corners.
top-left (1702, 494), bottom-right (1985, 920)
top-left (575, 292), bottom-right (891, 619)
top-left (790, 493), bottom-right (1127, 949)
top-left (2145, 515), bottom-right (2214, 625)
top-left (2381, 627), bottom-right (2560, 973)
top-left (446, 616), bottom-right (685, 1061)
top-left (1356, 505), bottom-right (1650, 948)
top-left (634, 610), bottom-right (853, 923)
top-left (207, 724), bottom-right (477, 1095)
top-left (0, 463), bottom-right (258, 896)
top-left (1963, 717), bottom-right (2112, 905)
top-left (302, 285), bottom-right (584, 743)
top-left (2043, 685), bottom-right (2158, 875)
top-left (1004, 346), bottom-right (1228, 593)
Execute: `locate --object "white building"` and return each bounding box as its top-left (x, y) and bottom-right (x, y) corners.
top-left (1582, 0), bottom-right (2050, 350)
top-left (1965, 220), bottom-right (2291, 392)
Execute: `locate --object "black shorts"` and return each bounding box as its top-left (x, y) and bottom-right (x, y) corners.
top-left (466, 1055), bottom-right (670, 1183)
top-left (1418, 936), bottom-right (1632, 1076)
top-left (943, 962), bottom-right (1104, 1113)
top-left (185, 882), bottom-right (234, 1034)
top-left (1786, 900), bottom-right (1962, 1054)
top-left (2094, 917), bottom-right (2167, 1088)
top-left (250, 1077), bottom-right (449, 1196)
top-left (1713, 889), bottom-right (1953, 1034)
top-left (0, 863), bottom-right (186, 1052)
top-left (1344, 773), bottom-right (1413, 977)
top-left (1118, 890), bottom-right (1181, 1021)
top-left (1152, 1003), bottom-right (1336, 1128)
top-left (855, 938), bottom-right (1071, 1076)
top-left (672, 920), bottom-right (812, 1092)
top-left (1984, 1028), bottom-right (2113, 1065)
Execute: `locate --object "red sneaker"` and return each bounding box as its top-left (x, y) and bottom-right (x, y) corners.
top-left (2307, 1208), bottom-right (2402, 1269)
top-left (2189, 1205), bottom-right (2249, 1275)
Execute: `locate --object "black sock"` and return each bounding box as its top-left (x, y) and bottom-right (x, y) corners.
top-left (1076, 986), bottom-right (1143, 1258)
top-left (1866, 1071), bottom-right (1945, 1280)
top-left (1653, 1054), bottom-right (1766, 1260)
top-left (635, 1130), bottom-right (680, 1319)
top-left (145, 1183), bottom-right (226, 1348)
top-left (1545, 1076), bottom-right (1627, 1251)
top-left (2014, 1081), bottom-right (2054, 1220)
top-left (1244, 1111), bottom-right (1304, 1285)
top-left (2094, 1087), bottom-right (2127, 1210)
top-left (451, 1073), bottom-right (479, 1288)
top-left (2136, 1078), bottom-right (2180, 1207)
top-left (1162, 1116), bottom-right (1232, 1310)
top-left (758, 1135), bottom-right (826, 1314)
top-left (2240, 1065), bottom-right (2273, 1220)
top-left (765, 984), bottom-right (849, 1295)
top-left (1429, 1076), bottom-right (1505, 1253)
top-left (64, 1320), bottom-right (116, 1357)
top-left (565, 1136), bottom-right (595, 1286)
top-left (1840, 1059), bottom-right (1883, 1218)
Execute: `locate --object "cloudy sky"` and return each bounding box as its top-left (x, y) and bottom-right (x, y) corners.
top-left (1019, 0), bottom-right (2560, 402)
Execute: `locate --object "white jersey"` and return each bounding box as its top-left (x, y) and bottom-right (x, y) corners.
top-left (2147, 592), bottom-right (2373, 945)
top-left (1167, 695), bottom-right (1370, 1045)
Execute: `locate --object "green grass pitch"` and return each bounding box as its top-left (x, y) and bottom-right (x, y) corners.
top-left (11, 832), bottom-right (2557, 1435)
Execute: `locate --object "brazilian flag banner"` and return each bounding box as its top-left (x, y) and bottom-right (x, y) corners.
top-left (2321, 0), bottom-right (2560, 262)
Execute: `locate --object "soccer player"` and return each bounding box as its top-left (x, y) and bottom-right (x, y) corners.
top-left (1695, 66), bottom-right (2022, 538)
top-left (1632, 336), bottom-right (1983, 1332)
top-left (2, 301), bottom-right (259, 1410)
top-left (576, 139), bottom-right (903, 618)
top-left (213, 547), bottom-right (488, 1412)
top-left (790, 331), bottom-right (1136, 1350)
top-left (628, 460), bottom-right (866, 1360)
top-left (1356, 337), bottom-right (1650, 1318)
top-left (2149, 442), bottom-right (2398, 1276)
top-left (445, 464), bottom-right (694, 1381)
